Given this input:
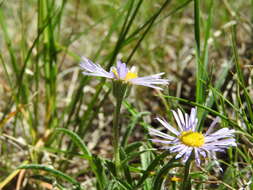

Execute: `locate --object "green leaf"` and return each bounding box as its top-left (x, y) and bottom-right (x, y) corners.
top-left (125, 142), bottom-right (143, 154)
top-left (54, 128), bottom-right (107, 190)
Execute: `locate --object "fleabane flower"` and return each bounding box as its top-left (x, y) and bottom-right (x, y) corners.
top-left (149, 108), bottom-right (236, 166)
top-left (80, 57), bottom-right (169, 90)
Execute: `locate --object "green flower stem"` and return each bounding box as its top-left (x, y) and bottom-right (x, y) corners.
top-left (172, 181), bottom-right (176, 190)
top-left (112, 81), bottom-right (127, 177)
top-left (113, 96), bottom-right (123, 176)
top-left (181, 157), bottom-right (192, 190)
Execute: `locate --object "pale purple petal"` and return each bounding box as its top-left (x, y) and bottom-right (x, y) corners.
top-left (149, 128), bottom-right (175, 140)
top-left (172, 110), bottom-right (184, 131)
top-left (131, 77), bottom-right (169, 85)
top-left (202, 145), bottom-right (226, 152)
top-left (205, 132), bottom-right (235, 142)
top-left (129, 73), bottom-right (169, 90)
top-left (80, 57), bottom-right (113, 79)
top-left (169, 144), bottom-right (185, 152)
top-left (189, 108), bottom-right (197, 131)
top-left (175, 146), bottom-right (189, 159)
top-left (207, 128), bottom-right (235, 138)
top-left (185, 113), bottom-right (189, 130)
top-left (198, 149), bottom-right (207, 158)
top-left (132, 83), bottom-right (164, 90)
top-left (182, 147), bottom-right (193, 163)
top-left (150, 139), bottom-right (174, 144)
top-left (131, 73), bottom-right (165, 80)
top-left (205, 117), bottom-right (220, 135)
top-left (205, 139), bottom-right (237, 147)
top-left (194, 148), bottom-right (201, 166)
top-left (177, 109), bottom-right (186, 130)
top-left (156, 118), bottom-right (180, 135)
top-left (116, 60), bottom-right (128, 79)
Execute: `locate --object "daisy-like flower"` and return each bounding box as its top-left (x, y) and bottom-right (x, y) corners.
top-left (149, 108), bottom-right (236, 166)
top-left (80, 57), bottom-right (169, 90)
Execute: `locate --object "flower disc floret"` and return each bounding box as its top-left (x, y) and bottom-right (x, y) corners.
top-left (171, 176), bottom-right (182, 182)
top-left (125, 71), bottom-right (138, 81)
top-left (112, 68), bottom-right (138, 82)
top-left (180, 131), bottom-right (204, 147)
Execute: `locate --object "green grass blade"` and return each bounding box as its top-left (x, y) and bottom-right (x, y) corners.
top-left (18, 164), bottom-right (80, 187)
top-left (152, 162), bottom-right (182, 190)
top-left (136, 151), bottom-right (171, 188)
top-left (54, 128), bottom-right (107, 189)
top-left (54, 128), bottom-right (91, 158)
top-left (140, 145), bottom-right (153, 190)
top-left (126, 0), bottom-right (172, 63)
top-left (194, 0), bottom-right (200, 54)
top-left (125, 0), bottom-right (193, 47)
top-left (122, 101), bottom-right (149, 147)
top-left (232, 26), bottom-right (253, 124)
top-left (0, 9), bottom-right (19, 77)
top-left (194, 0), bottom-right (205, 129)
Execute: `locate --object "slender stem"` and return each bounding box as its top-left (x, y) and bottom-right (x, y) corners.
top-left (194, 0), bottom-right (200, 55)
top-left (181, 157), bottom-right (191, 190)
top-left (194, 0), bottom-right (204, 131)
top-left (113, 94), bottom-right (124, 177)
top-left (172, 182), bottom-right (176, 190)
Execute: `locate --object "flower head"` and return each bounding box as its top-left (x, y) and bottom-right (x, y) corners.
top-left (80, 57), bottom-right (169, 90)
top-left (149, 108), bottom-right (236, 166)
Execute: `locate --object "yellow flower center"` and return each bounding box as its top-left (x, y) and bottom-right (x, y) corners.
top-left (112, 68), bottom-right (138, 81)
top-left (171, 176), bottom-right (182, 182)
top-left (125, 71), bottom-right (138, 81)
top-left (180, 131), bottom-right (205, 147)
top-left (112, 68), bottom-right (119, 78)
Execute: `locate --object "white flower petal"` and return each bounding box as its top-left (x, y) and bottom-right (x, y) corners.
top-left (177, 109), bottom-right (186, 130)
top-left (185, 113), bottom-right (189, 130)
top-left (156, 118), bottom-right (180, 135)
top-left (80, 57), bottom-right (113, 79)
top-left (207, 128), bottom-right (235, 137)
top-left (169, 144), bottom-right (185, 152)
top-left (175, 146), bottom-right (189, 159)
top-left (172, 110), bottom-right (184, 131)
top-left (131, 83), bottom-right (164, 90)
top-left (205, 139), bottom-right (237, 147)
top-left (198, 149), bottom-right (207, 158)
top-left (182, 147), bottom-right (193, 163)
top-left (116, 60), bottom-right (128, 79)
top-left (189, 108), bottom-right (197, 131)
top-left (129, 73), bottom-right (169, 90)
top-left (149, 128), bottom-right (175, 140)
top-left (150, 139), bottom-right (174, 144)
top-left (194, 148), bottom-right (201, 166)
top-left (205, 117), bottom-right (220, 135)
